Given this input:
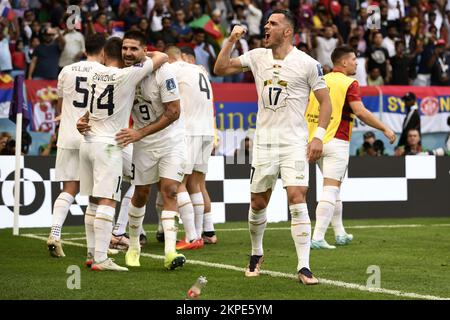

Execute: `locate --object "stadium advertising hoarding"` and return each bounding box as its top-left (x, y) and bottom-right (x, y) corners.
top-left (1, 156), bottom-right (449, 229)
top-left (2, 82), bottom-right (450, 133)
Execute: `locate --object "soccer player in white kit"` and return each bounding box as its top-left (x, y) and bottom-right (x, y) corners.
top-left (78, 37), bottom-right (167, 271)
top-left (165, 46), bottom-right (216, 250)
top-left (47, 34), bottom-right (106, 258)
top-left (214, 10), bottom-right (332, 284)
top-left (114, 31), bottom-right (186, 270)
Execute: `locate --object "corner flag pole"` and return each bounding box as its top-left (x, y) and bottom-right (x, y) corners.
top-left (13, 112), bottom-right (22, 236)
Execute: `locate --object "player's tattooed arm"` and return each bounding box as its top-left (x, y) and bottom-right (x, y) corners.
top-left (116, 100), bottom-right (180, 146)
top-left (214, 25), bottom-right (247, 76)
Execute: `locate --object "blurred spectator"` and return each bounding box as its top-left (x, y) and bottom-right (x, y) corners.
top-left (122, 1), bottom-right (141, 31)
top-left (28, 27), bottom-right (65, 80)
top-left (242, 0), bottom-right (262, 36)
top-left (367, 31), bottom-right (391, 83)
top-left (0, 20), bottom-right (13, 73)
top-left (0, 132), bottom-right (12, 154)
top-left (404, 6), bottom-right (420, 37)
top-left (155, 17), bottom-right (179, 45)
top-left (149, 0), bottom-right (170, 32)
top-left (58, 22), bottom-right (85, 68)
top-left (382, 24), bottom-right (399, 58)
top-left (367, 68), bottom-right (384, 85)
top-left (192, 28), bottom-right (219, 81)
top-left (172, 9), bottom-right (192, 43)
top-left (349, 35), bottom-right (367, 86)
top-left (229, 3), bottom-right (249, 32)
top-left (387, 0), bottom-right (405, 22)
top-left (335, 4), bottom-right (352, 44)
top-left (89, 12), bottom-right (109, 36)
top-left (356, 131), bottom-right (376, 156)
top-left (401, 21), bottom-right (417, 57)
top-left (398, 91), bottom-right (421, 147)
top-left (390, 41), bottom-right (415, 85)
top-left (312, 25), bottom-right (342, 69)
top-left (11, 40), bottom-right (26, 76)
top-left (403, 128), bottom-right (423, 155)
top-left (39, 130), bottom-right (58, 156)
top-left (137, 17), bottom-right (152, 42)
top-left (430, 39), bottom-right (450, 85)
top-left (25, 35), bottom-right (40, 70)
top-left (3, 131), bottom-right (33, 156)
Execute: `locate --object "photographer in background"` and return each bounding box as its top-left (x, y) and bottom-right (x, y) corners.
top-left (356, 131), bottom-right (376, 156)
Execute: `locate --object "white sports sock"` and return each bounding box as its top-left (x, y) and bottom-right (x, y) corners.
top-left (191, 192), bottom-right (204, 238)
top-left (331, 199), bottom-right (346, 237)
top-left (248, 207), bottom-right (267, 256)
top-left (128, 203), bottom-right (146, 250)
top-left (312, 186), bottom-right (339, 241)
top-left (156, 192), bottom-right (163, 233)
top-left (50, 192), bottom-right (74, 239)
top-left (177, 191), bottom-right (198, 241)
top-left (113, 185), bottom-right (134, 236)
top-left (84, 203), bottom-right (97, 256)
top-left (161, 210), bottom-right (178, 255)
top-left (94, 205), bottom-right (115, 262)
top-left (203, 212), bottom-right (214, 232)
top-left (290, 203), bottom-right (311, 271)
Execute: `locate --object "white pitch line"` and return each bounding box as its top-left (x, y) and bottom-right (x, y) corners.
top-left (21, 233), bottom-right (450, 301)
top-left (28, 223), bottom-right (450, 236)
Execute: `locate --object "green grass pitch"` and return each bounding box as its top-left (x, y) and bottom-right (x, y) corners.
top-left (1, 217), bottom-right (450, 300)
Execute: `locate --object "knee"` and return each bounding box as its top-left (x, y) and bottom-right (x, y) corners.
top-left (251, 194), bottom-right (269, 211)
top-left (288, 193), bottom-right (306, 204)
top-left (132, 186), bottom-right (150, 207)
top-left (161, 183), bottom-right (178, 202)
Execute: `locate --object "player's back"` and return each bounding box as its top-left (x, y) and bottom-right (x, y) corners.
top-left (172, 61), bottom-right (214, 136)
top-left (85, 59), bottom-right (153, 145)
top-left (57, 60), bottom-right (102, 149)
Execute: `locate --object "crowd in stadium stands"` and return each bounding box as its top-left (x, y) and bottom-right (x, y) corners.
top-left (0, 0), bottom-right (450, 85)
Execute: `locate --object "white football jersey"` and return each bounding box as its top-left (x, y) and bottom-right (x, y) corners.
top-left (239, 47), bottom-right (327, 146)
top-left (57, 60), bottom-right (102, 149)
top-left (84, 59), bottom-right (154, 145)
top-left (131, 62), bottom-right (184, 149)
top-left (171, 61), bottom-right (214, 136)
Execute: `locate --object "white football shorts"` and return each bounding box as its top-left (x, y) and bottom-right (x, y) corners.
top-left (317, 138), bottom-right (350, 182)
top-left (55, 148), bottom-right (80, 181)
top-left (184, 135), bottom-right (214, 175)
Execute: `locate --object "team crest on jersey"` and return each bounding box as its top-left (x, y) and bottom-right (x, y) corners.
top-left (166, 78), bottom-right (176, 91)
top-left (316, 64), bottom-right (324, 77)
top-left (133, 62), bottom-right (144, 67)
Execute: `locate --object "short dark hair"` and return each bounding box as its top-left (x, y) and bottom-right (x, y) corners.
top-left (104, 37), bottom-right (123, 61)
top-left (331, 46), bottom-right (356, 64)
top-left (269, 9), bottom-right (296, 30)
top-left (180, 46), bottom-right (196, 58)
top-left (85, 33), bottom-right (106, 55)
top-left (123, 30), bottom-right (147, 46)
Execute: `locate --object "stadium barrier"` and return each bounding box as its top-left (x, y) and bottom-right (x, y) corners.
top-left (1, 155), bottom-right (449, 229)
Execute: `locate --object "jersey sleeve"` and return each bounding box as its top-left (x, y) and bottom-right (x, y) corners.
top-left (123, 58), bottom-right (154, 87)
top-left (346, 80), bottom-right (361, 102)
top-left (238, 49), bottom-right (255, 71)
top-left (156, 63), bottom-right (180, 103)
top-left (57, 67), bottom-right (67, 98)
top-left (307, 59), bottom-right (327, 92)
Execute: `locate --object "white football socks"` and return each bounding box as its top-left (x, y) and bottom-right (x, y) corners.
top-left (156, 192), bottom-right (164, 233)
top-left (128, 203), bottom-right (145, 251)
top-left (177, 191), bottom-right (198, 241)
top-left (290, 203), bottom-right (311, 271)
top-left (312, 186), bottom-right (339, 241)
top-left (331, 199), bottom-right (347, 237)
top-left (94, 205), bottom-right (115, 262)
top-left (84, 202), bottom-right (97, 257)
top-left (113, 185), bottom-right (134, 236)
top-left (203, 211), bottom-right (214, 233)
top-left (161, 210), bottom-right (178, 255)
top-left (248, 207), bottom-right (267, 256)
top-left (191, 192), bottom-right (204, 239)
top-left (50, 192), bottom-right (74, 239)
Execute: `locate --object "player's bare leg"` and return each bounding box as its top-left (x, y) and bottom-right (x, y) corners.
top-left (245, 189), bottom-right (271, 277)
top-left (160, 177), bottom-right (186, 269)
top-left (177, 176), bottom-right (202, 250)
top-left (47, 181), bottom-right (79, 258)
top-left (286, 186), bottom-right (318, 285)
top-left (110, 185), bottom-right (134, 250)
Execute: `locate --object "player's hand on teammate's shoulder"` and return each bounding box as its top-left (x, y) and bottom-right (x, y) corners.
top-left (384, 128), bottom-right (396, 144)
top-left (307, 138), bottom-right (323, 163)
top-left (230, 25), bottom-right (247, 43)
top-left (116, 128), bottom-right (143, 146)
top-left (76, 112), bottom-right (91, 135)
